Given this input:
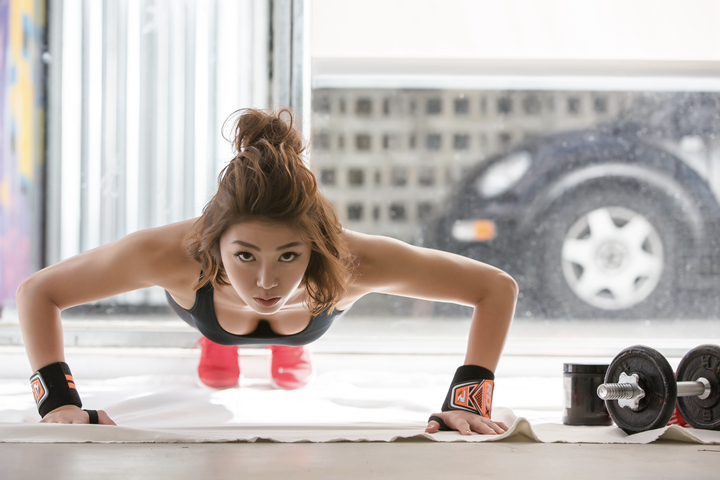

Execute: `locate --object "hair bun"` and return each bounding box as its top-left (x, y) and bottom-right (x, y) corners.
top-left (224, 108), bottom-right (304, 156)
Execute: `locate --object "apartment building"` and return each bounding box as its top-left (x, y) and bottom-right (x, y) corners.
top-left (310, 89), bottom-right (626, 243)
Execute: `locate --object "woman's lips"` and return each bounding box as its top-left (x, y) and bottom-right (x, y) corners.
top-left (254, 297), bottom-right (280, 307)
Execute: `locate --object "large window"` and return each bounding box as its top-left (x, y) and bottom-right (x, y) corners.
top-left (311, 89), bottom-right (720, 320)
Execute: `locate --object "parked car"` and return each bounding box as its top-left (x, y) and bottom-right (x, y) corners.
top-left (420, 93), bottom-right (720, 319)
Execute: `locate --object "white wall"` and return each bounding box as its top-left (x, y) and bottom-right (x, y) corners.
top-left (312, 0), bottom-right (720, 61)
top-left (311, 0), bottom-right (720, 90)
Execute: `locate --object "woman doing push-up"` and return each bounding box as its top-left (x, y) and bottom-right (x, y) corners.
top-left (17, 108), bottom-right (518, 435)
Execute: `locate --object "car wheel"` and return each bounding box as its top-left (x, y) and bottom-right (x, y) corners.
top-left (535, 182), bottom-right (681, 319)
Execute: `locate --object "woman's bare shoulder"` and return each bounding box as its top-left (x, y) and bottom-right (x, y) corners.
top-left (341, 228), bottom-right (406, 266)
top-left (340, 227), bottom-right (514, 306)
top-left (128, 218), bottom-right (202, 289)
top-left (340, 229), bottom-right (402, 286)
top-left (22, 218), bottom-right (203, 312)
top-left (340, 228), bottom-right (374, 268)
top-left (340, 228), bottom-right (383, 249)
top-left (130, 218), bottom-right (196, 254)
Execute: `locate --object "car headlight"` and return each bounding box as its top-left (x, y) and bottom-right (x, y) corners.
top-left (476, 151), bottom-right (532, 198)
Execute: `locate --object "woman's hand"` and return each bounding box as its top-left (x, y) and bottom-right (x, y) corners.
top-left (425, 410), bottom-right (508, 436)
top-left (40, 405), bottom-right (116, 425)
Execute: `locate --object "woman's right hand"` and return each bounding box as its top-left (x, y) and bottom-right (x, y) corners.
top-left (40, 404), bottom-right (117, 425)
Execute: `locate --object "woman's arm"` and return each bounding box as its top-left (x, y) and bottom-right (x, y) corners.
top-left (345, 230), bottom-right (518, 434)
top-left (346, 230), bottom-right (518, 370)
top-left (16, 226), bottom-right (181, 423)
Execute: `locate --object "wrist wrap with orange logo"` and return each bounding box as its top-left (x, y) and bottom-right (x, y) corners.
top-left (428, 365), bottom-right (494, 430)
top-left (30, 362), bottom-right (82, 417)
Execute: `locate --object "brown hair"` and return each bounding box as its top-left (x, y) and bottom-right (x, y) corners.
top-left (184, 108), bottom-right (354, 315)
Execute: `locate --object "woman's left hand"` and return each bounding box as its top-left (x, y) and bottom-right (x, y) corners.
top-left (425, 410), bottom-right (508, 436)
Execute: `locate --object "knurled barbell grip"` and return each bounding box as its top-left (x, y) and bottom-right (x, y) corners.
top-left (598, 378), bottom-right (711, 401)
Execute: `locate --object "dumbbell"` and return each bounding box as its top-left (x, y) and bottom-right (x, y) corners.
top-left (596, 344), bottom-right (720, 434)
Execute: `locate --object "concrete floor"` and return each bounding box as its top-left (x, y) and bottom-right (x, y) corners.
top-left (1, 441), bottom-right (719, 480)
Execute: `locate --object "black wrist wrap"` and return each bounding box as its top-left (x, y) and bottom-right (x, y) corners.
top-left (30, 362), bottom-right (82, 417)
top-left (441, 365), bottom-right (495, 418)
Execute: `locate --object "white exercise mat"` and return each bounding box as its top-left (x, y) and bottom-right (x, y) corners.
top-left (1, 369), bottom-right (719, 444)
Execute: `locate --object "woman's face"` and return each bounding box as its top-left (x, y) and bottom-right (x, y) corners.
top-left (219, 220), bottom-right (312, 314)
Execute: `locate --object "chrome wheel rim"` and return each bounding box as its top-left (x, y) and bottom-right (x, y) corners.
top-left (561, 206), bottom-right (664, 310)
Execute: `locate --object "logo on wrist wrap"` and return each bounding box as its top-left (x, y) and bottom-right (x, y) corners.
top-left (450, 379), bottom-right (493, 418)
top-left (30, 373), bottom-right (48, 407)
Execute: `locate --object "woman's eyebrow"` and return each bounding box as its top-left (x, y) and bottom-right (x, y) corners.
top-left (231, 240), bottom-right (303, 251)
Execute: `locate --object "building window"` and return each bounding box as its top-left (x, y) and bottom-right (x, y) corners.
top-left (427, 133), bottom-right (442, 151)
top-left (497, 97), bottom-right (513, 114)
top-left (348, 168), bottom-right (365, 187)
top-left (567, 97), bottom-right (581, 115)
top-left (389, 203), bottom-right (407, 221)
top-left (313, 95), bottom-right (331, 114)
top-left (453, 134), bottom-right (470, 150)
top-left (426, 98), bottom-right (442, 115)
top-left (594, 95), bottom-right (608, 113)
top-left (374, 169), bottom-right (382, 186)
top-left (383, 97), bottom-right (402, 116)
top-left (320, 168), bottom-right (336, 186)
top-left (391, 167), bottom-right (408, 187)
top-left (356, 98), bottom-right (372, 116)
top-left (409, 99), bottom-right (417, 115)
top-left (418, 202), bottom-right (433, 220)
top-left (313, 131), bottom-right (330, 151)
top-left (373, 205), bottom-right (380, 221)
top-left (339, 98), bottom-right (346, 114)
top-left (347, 203), bottom-right (363, 221)
top-left (409, 134), bottom-right (417, 149)
top-left (498, 132), bottom-right (512, 150)
top-left (418, 167), bottom-right (435, 187)
top-left (356, 134), bottom-right (372, 151)
top-left (383, 134), bottom-right (400, 150)
top-left (523, 95), bottom-right (542, 115)
top-left (454, 98), bottom-right (469, 115)
top-left (338, 135), bottom-right (345, 150)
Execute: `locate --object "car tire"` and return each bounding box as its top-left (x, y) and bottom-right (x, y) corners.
top-left (533, 180), bottom-right (684, 319)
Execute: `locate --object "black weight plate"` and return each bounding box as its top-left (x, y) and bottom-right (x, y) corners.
top-left (604, 345), bottom-right (677, 434)
top-left (676, 344), bottom-right (720, 430)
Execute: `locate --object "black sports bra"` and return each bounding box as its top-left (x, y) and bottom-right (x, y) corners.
top-left (165, 281), bottom-right (345, 346)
